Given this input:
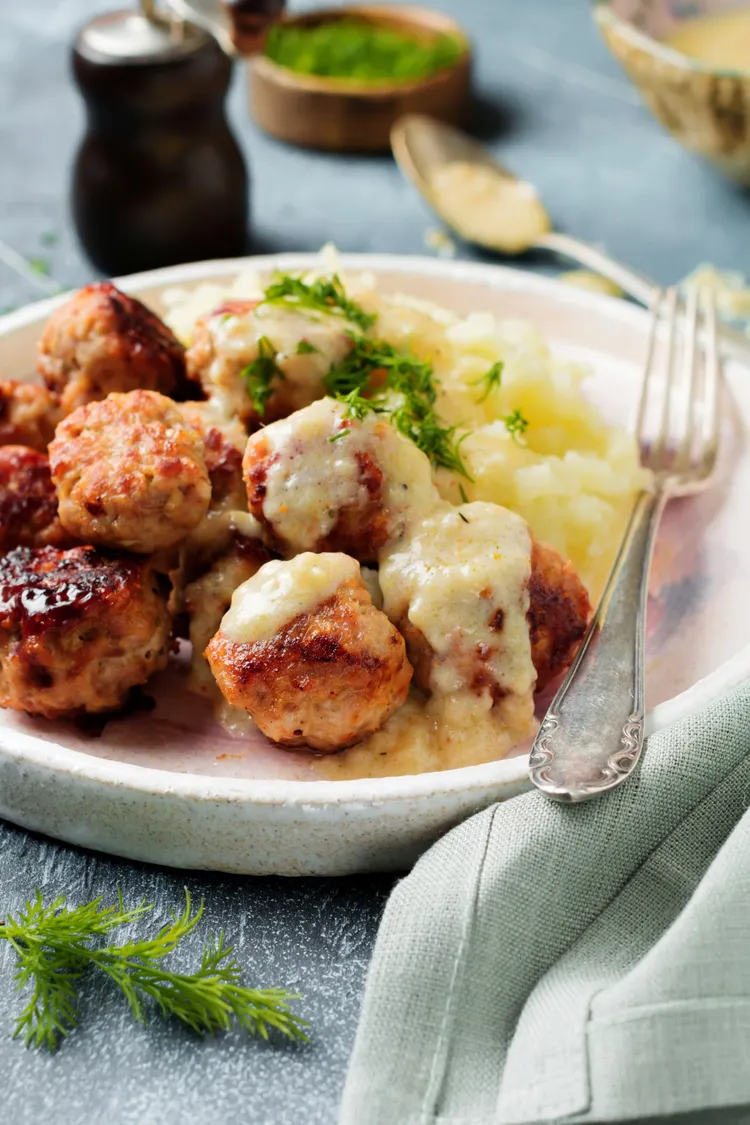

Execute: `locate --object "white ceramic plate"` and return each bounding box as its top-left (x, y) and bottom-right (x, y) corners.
top-left (0, 254), bottom-right (747, 875)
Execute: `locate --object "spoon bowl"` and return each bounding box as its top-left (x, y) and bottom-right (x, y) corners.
top-left (391, 114), bottom-right (551, 255)
top-left (391, 113), bottom-right (656, 304)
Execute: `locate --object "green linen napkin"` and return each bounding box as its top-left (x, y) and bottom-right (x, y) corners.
top-left (340, 680), bottom-right (750, 1125)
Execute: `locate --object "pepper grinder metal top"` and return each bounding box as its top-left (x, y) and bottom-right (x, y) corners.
top-left (71, 0), bottom-right (250, 275)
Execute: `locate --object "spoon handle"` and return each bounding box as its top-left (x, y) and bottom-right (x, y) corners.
top-left (535, 231), bottom-right (655, 304)
top-left (164, 0), bottom-right (237, 55)
top-left (537, 230), bottom-right (750, 364)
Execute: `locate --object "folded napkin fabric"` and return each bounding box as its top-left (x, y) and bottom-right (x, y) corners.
top-left (340, 681), bottom-right (750, 1125)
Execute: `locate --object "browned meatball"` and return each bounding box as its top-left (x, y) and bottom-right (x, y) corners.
top-left (0, 545), bottom-right (170, 719)
top-left (37, 283), bottom-right (186, 415)
top-left (49, 390), bottom-right (211, 554)
top-left (396, 536), bottom-right (590, 697)
top-left (0, 381), bottom-right (60, 451)
top-left (205, 554), bottom-right (413, 752)
top-left (0, 446), bottom-right (71, 555)
top-left (186, 299), bottom-right (354, 425)
top-left (527, 539), bottom-right (591, 691)
top-left (177, 401), bottom-right (246, 513)
top-left (184, 535), bottom-right (271, 700)
top-left (243, 398), bottom-right (436, 561)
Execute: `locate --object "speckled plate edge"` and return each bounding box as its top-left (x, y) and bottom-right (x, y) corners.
top-left (1, 253), bottom-right (748, 874)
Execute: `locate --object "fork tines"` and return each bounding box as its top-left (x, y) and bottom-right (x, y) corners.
top-left (637, 284), bottom-right (720, 491)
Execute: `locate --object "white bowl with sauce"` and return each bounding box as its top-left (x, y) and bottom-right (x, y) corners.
top-left (595, 0), bottom-right (750, 183)
top-left (1, 252), bottom-right (749, 876)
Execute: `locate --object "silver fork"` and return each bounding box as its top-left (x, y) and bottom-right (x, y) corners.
top-left (529, 285), bottom-right (721, 802)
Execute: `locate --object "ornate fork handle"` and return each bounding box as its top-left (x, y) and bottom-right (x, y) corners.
top-left (529, 488), bottom-right (666, 802)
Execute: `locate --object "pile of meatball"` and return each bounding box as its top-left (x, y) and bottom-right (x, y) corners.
top-left (0, 281), bottom-right (590, 755)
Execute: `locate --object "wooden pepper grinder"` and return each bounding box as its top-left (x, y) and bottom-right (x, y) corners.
top-left (71, 0), bottom-right (250, 275)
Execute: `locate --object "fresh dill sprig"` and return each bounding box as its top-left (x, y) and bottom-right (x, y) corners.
top-left (327, 389), bottom-right (385, 442)
top-left (502, 408), bottom-right (529, 444)
top-left (472, 360), bottom-right (504, 403)
top-left (390, 394), bottom-right (469, 477)
top-left (262, 273), bottom-right (376, 333)
top-left (325, 336), bottom-right (471, 477)
top-left (336, 388), bottom-right (384, 423)
top-left (0, 890), bottom-right (307, 1051)
top-left (241, 335), bottom-right (283, 416)
top-left (471, 362), bottom-right (528, 441)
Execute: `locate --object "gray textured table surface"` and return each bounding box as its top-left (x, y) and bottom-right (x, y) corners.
top-left (2, 1), bottom-right (750, 1123)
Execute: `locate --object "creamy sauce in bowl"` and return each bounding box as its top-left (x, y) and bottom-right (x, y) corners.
top-left (664, 10), bottom-right (750, 71)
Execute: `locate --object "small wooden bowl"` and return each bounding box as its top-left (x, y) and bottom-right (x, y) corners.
top-left (247, 5), bottom-right (472, 153)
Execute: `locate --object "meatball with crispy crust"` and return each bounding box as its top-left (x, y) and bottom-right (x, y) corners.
top-left (206, 553), bottom-right (413, 752)
top-left (164, 402), bottom-right (252, 602)
top-left (49, 390), bottom-right (211, 554)
top-left (177, 401), bottom-right (246, 513)
top-left (527, 539), bottom-right (591, 691)
top-left (186, 299), bottom-right (355, 425)
top-left (0, 446), bottom-right (71, 555)
top-left (37, 283), bottom-right (186, 415)
top-left (184, 535), bottom-right (271, 700)
top-left (177, 400), bottom-right (247, 453)
top-left (0, 381), bottom-right (60, 451)
top-left (0, 545), bottom-right (170, 719)
top-left (385, 513), bottom-right (591, 699)
top-left (243, 398), bottom-right (437, 562)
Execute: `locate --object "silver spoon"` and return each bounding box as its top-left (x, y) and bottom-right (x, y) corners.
top-left (391, 114), bottom-right (657, 305)
top-left (161, 0), bottom-right (237, 56)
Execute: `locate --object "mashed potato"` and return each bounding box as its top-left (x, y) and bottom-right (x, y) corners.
top-left (432, 314), bottom-right (651, 600)
top-left (162, 249), bottom-right (650, 603)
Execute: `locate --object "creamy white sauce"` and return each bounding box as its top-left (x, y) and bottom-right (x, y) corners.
top-left (179, 509), bottom-right (263, 583)
top-left (209, 456), bottom-right (537, 770)
top-left (206, 304), bottom-right (355, 419)
top-left (317, 691), bottom-right (439, 779)
top-left (315, 686), bottom-right (535, 779)
top-left (381, 501), bottom-right (534, 694)
top-left (379, 499), bottom-right (536, 761)
top-left (259, 397), bottom-right (437, 555)
top-left (185, 543), bottom-right (266, 700)
top-left (178, 400), bottom-right (247, 452)
top-left (221, 551), bottom-right (359, 645)
top-left (188, 292), bottom-right (541, 772)
top-left (253, 303), bottom-right (355, 383)
top-left (360, 566), bottom-right (383, 610)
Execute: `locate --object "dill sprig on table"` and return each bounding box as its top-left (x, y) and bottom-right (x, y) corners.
top-left (0, 890), bottom-right (308, 1051)
top-left (262, 273), bottom-right (376, 333)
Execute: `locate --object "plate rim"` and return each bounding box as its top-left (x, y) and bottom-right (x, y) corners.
top-left (2, 251), bottom-right (747, 807)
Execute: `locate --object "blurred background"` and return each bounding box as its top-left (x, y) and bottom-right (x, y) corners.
top-left (3, 0), bottom-right (750, 314)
